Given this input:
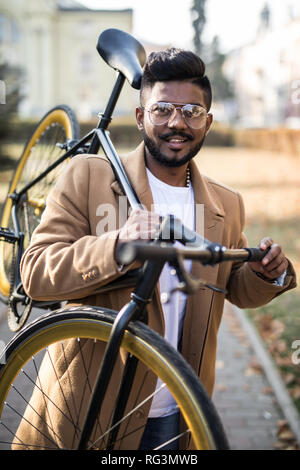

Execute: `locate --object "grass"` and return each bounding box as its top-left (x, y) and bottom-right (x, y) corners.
top-left (1, 140), bottom-right (300, 411)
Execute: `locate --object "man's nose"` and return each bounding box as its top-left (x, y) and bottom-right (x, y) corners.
top-left (167, 108), bottom-right (188, 129)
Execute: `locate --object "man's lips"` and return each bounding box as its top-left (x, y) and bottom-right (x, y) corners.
top-left (159, 132), bottom-right (193, 150)
top-left (159, 132), bottom-right (193, 142)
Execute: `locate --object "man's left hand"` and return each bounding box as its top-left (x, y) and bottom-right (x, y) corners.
top-left (248, 237), bottom-right (288, 281)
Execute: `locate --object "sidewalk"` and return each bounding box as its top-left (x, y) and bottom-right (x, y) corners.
top-left (213, 302), bottom-right (300, 450)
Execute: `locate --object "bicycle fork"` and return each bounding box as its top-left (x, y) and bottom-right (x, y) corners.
top-left (77, 258), bottom-right (165, 450)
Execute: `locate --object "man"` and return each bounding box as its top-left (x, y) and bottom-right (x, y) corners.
top-left (18, 48), bottom-right (296, 450)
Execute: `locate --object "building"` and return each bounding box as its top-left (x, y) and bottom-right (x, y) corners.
top-left (0, 0), bottom-right (140, 120)
top-left (223, 3), bottom-right (300, 128)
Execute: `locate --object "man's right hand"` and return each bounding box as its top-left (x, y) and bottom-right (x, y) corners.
top-left (115, 208), bottom-right (161, 259)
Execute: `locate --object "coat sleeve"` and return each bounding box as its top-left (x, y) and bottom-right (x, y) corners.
top-left (20, 155), bottom-right (129, 301)
top-left (225, 192), bottom-right (297, 309)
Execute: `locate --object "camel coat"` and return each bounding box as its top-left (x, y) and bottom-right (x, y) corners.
top-left (16, 143), bottom-right (296, 449)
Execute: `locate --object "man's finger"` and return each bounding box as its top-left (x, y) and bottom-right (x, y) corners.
top-left (263, 259), bottom-right (288, 279)
top-left (259, 237), bottom-right (273, 250)
top-left (261, 243), bottom-right (281, 266)
top-left (263, 253), bottom-right (285, 272)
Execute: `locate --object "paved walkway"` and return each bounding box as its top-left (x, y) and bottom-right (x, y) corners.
top-left (213, 302), bottom-right (296, 450)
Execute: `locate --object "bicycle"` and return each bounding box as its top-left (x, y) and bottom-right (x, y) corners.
top-left (0, 28), bottom-right (269, 450)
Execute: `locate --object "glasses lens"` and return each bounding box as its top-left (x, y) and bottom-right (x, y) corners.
top-left (182, 104), bottom-right (206, 129)
top-left (149, 102), bottom-right (174, 125)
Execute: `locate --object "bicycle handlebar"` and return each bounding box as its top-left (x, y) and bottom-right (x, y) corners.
top-left (117, 241), bottom-right (269, 266)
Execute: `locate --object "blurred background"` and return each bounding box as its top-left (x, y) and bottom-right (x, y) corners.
top-left (0, 0), bottom-right (299, 447)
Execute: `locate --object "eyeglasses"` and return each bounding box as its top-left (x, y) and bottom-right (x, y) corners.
top-left (142, 101), bottom-right (208, 129)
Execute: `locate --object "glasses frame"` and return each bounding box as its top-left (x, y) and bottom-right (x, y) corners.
top-left (141, 101), bottom-right (209, 129)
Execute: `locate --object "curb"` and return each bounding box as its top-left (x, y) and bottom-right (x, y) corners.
top-left (232, 304), bottom-right (300, 445)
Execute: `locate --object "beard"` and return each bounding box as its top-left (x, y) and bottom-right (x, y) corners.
top-left (142, 129), bottom-right (205, 168)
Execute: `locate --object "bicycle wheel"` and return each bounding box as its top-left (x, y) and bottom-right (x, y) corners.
top-left (0, 306), bottom-right (229, 450)
top-left (0, 105), bottom-right (80, 305)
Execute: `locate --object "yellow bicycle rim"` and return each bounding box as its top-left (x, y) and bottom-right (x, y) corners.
top-left (0, 314), bottom-right (216, 450)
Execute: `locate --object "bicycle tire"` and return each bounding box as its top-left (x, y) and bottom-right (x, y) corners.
top-left (0, 306), bottom-right (229, 450)
top-left (0, 105), bottom-right (80, 306)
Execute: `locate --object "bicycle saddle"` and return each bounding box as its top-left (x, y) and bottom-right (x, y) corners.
top-left (97, 28), bottom-right (146, 89)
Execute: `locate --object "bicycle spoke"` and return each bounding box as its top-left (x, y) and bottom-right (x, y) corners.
top-left (4, 401), bottom-right (60, 449)
top-left (153, 429), bottom-right (190, 451)
top-left (10, 384), bottom-right (69, 445)
top-left (46, 347), bottom-right (78, 433)
top-left (72, 338), bottom-right (103, 448)
top-left (0, 420), bottom-right (30, 450)
top-left (60, 340), bottom-right (79, 446)
top-left (20, 365), bottom-right (78, 432)
top-left (88, 382), bottom-right (167, 450)
top-left (31, 353), bottom-right (62, 448)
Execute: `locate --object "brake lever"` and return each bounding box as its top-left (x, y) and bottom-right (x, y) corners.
top-left (163, 254), bottom-right (227, 303)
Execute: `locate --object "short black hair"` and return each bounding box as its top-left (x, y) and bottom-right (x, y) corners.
top-left (140, 48), bottom-right (212, 111)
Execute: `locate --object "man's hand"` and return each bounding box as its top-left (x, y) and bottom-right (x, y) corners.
top-left (248, 237), bottom-right (288, 281)
top-left (115, 208), bottom-right (160, 258)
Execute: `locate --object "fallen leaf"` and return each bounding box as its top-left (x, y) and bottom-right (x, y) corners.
top-left (215, 383), bottom-right (228, 392)
top-left (270, 339), bottom-right (287, 354)
top-left (273, 441), bottom-right (289, 450)
top-left (277, 430), bottom-right (296, 442)
top-left (276, 420), bottom-right (288, 434)
top-left (246, 357), bottom-right (263, 374)
top-left (290, 386), bottom-right (300, 400)
top-left (284, 373), bottom-right (296, 385)
top-left (262, 386), bottom-right (273, 395)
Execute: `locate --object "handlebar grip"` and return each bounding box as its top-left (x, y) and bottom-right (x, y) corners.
top-left (245, 247), bottom-right (270, 262)
top-left (117, 242), bottom-right (177, 265)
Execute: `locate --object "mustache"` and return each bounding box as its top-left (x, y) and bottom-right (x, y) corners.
top-left (158, 131), bottom-right (194, 141)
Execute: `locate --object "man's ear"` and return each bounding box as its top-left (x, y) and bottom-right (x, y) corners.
top-left (205, 113), bottom-right (213, 135)
top-left (136, 107), bottom-right (144, 131)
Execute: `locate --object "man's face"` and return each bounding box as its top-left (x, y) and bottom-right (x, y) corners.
top-left (136, 80), bottom-right (213, 168)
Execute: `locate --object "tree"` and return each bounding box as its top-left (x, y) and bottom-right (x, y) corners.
top-left (191, 0), bottom-right (206, 56)
top-left (0, 63), bottom-right (24, 170)
top-left (205, 36), bottom-right (234, 102)
top-left (190, 3), bottom-right (234, 105)
top-left (0, 63), bottom-right (24, 140)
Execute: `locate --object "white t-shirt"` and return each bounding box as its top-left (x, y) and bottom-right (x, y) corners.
top-left (146, 168), bottom-right (195, 417)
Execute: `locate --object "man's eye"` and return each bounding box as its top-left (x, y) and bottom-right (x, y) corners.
top-left (184, 106), bottom-right (202, 118)
top-left (156, 104), bottom-right (171, 114)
